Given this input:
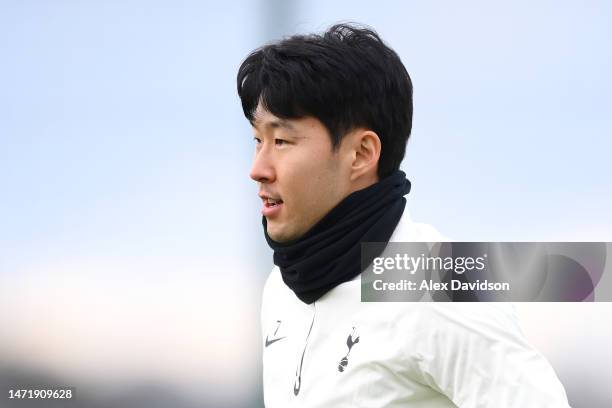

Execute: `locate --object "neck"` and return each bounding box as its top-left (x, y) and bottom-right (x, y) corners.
top-left (349, 172), bottom-right (379, 195)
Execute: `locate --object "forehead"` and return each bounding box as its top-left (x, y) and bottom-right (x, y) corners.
top-left (251, 106), bottom-right (295, 131)
top-left (251, 105), bottom-right (299, 131)
top-left (251, 106), bottom-right (330, 140)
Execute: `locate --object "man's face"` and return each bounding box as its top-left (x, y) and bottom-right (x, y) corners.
top-left (250, 105), bottom-right (352, 242)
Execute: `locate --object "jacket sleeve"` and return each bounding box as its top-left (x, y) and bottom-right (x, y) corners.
top-left (406, 303), bottom-right (571, 407)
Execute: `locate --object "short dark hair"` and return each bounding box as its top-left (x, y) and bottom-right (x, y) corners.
top-left (237, 23), bottom-right (413, 178)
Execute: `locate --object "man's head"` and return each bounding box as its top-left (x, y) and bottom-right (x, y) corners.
top-left (237, 23), bottom-right (413, 242)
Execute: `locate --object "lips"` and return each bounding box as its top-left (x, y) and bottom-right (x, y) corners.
top-left (260, 194), bottom-right (284, 218)
top-left (259, 193), bottom-right (283, 204)
top-left (264, 197), bottom-right (284, 207)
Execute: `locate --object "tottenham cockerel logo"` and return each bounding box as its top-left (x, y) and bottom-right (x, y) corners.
top-left (338, 327), bottom-right (360, 372)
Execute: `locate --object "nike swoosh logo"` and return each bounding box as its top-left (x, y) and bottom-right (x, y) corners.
top-left (265, 335), bottom-right (287, 347)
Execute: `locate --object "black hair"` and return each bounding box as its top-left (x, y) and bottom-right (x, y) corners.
top-left (237, 23), bottom-right (413, 178)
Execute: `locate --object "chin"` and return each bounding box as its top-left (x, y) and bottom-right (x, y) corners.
top-left (267, 223), bottom-right (298, 243)
top-left (266, 224), bottom-right (286, 242)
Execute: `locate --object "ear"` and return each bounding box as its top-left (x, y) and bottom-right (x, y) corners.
top-left (349, 129), bottom-right (381, 182)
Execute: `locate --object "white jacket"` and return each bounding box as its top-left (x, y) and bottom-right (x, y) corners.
top-left (260, 208), bottom-right (571, 407)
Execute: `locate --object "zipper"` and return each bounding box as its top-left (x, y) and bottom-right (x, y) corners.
top-left (293, 302), bottom-right (316, 396)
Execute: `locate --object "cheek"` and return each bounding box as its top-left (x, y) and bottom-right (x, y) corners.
top-left (282, 149), bottom-right (330, 189)
top-left (286, 161), bottom-right (341, 213)
top-left (280, 145), bottom-right (342, 210)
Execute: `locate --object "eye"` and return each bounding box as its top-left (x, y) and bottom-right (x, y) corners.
top-left (274, 138), bottom-right (287, 146)
top-left (253, 137), bottom-right (262, 145)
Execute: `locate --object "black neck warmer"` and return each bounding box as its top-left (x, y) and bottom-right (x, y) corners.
top-left (263, 170), bottom-right (411, 304)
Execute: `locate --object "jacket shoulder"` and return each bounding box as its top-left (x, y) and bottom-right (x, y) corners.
top-left (391, 209), bottom-right (450, 242)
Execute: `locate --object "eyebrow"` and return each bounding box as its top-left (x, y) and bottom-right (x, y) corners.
top-left (252, 118), bottom-right (295, 131)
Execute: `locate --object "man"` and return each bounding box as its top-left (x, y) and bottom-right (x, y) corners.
top-left (237, 23), bottom-right (571, 407)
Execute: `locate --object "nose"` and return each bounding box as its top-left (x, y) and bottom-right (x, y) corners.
top-left (249, 146), bottom-right (275, 184)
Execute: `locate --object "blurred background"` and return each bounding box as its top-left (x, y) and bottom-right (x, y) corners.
top-left (1, 0), bottom-right (611, 407)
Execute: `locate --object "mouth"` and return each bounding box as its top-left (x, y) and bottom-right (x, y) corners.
top-left (264, 197), bottom-right (284, 207)
top-left (260, 195), bottom-right (284, 218)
